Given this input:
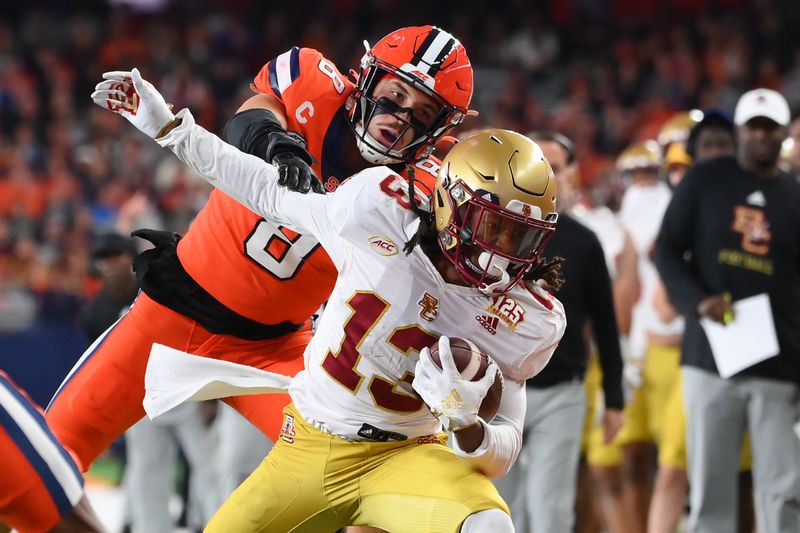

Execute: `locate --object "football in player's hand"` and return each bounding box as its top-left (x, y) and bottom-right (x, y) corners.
top-left (429, 337), bottom-right (504, 423)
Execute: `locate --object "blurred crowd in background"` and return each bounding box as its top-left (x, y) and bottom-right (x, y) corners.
top-left (0, 0), bottom-right (798, 340)
top-left (2, 1), bottom-right (800, 531)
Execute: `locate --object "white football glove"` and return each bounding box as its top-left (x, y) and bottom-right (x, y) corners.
top-left (412, 336), bottom-right (499, 432)
top-left (90, 68), bottom-right (175, 139)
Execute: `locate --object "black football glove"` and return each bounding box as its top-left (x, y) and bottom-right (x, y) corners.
top-left (267, 132), bottom-right (325, 194)
top-left (272, 152), bottom-right (325, 194)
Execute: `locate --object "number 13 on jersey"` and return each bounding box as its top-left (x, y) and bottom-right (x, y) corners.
top-left (321, 292), bottom-right (438, 413)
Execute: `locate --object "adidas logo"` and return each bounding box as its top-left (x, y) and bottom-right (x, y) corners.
top-left (746, 190), bottom-right (766, 207)
top-left (441, 389), bottom-right (465, 410)
top-left (476, 314), bottom-right (499, 335)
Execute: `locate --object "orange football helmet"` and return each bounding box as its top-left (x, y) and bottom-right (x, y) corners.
top-left (348, 25), bottom-right (474, 164)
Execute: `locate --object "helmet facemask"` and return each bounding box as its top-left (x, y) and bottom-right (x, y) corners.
top-left (350, 63), bottom-right (463, 165)
top-left (438, 180), bottom-right (558, 295)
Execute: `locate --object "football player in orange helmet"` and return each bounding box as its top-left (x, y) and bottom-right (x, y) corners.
top-left (230, 25), bottom-right (474, 192)
top-left (346, 27), bottom-right (473, 165)
top-left (48, 25), bottom-right (474, 507)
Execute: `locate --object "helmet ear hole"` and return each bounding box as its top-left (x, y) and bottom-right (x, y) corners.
top-left (436, 190), bottom-right (445, 208)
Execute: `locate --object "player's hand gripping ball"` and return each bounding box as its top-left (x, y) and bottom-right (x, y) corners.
top-left (428, 337), bottom-right (504, 423)
top-left (412, 336), bottom-right (503, 431)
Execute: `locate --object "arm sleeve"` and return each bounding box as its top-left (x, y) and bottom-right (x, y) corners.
top-left (654, 170), bottom-right (707, 317)
top-left (223, 108), bottom-right (314, 166)
top-left (450, 378), bottom-right (526, 479)
top-left (222, 108), bottom-right (281, 161)
top-left (156, 109), bottom-right (348, 266)
top-left (584, 234), bottom-right (624, 410)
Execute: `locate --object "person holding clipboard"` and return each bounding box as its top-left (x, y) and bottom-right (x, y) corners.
top-left (655, 88), bottom-right (800, 533)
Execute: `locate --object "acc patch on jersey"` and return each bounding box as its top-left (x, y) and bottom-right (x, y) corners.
top-left (368, 236), bottom-right (399, 256)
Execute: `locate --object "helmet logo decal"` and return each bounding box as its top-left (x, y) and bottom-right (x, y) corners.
top-left (408, 68), bottom-right (431, 83)
top-left (399, 63), bottom-right (436, 90)
top-left (507, 199), bottom-right (543, 220)
top-left (475, 189), bottom-right (500, 204)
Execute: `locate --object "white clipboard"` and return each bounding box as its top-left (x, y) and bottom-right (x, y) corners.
top-left (700, 293), bottom-right (779, 378)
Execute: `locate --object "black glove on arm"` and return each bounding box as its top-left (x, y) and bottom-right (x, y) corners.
top-left (223, 108), bottom-right (325, 194)
top-left (266, 132), bottom-right (324, 194)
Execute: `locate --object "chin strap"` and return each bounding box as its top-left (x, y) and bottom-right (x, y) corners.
top-left (477, 252), bottom-right (511, 294)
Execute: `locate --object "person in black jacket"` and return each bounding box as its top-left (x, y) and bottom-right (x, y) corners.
top-left (655, 88), bottom-right (800, 533)
top-left (79, 232), bottom-right (138, 341)
top-left (494, 132), bottom-right (625, 533)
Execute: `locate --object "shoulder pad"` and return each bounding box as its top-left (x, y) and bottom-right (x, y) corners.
top-left (252, 48), bottom-right (353, 104)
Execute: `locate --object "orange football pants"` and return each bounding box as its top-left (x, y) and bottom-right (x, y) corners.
top-left (45, 292), bottom-right (309, 472)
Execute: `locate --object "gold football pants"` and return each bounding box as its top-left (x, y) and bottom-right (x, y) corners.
top-left (206, 404), bottom-right (508, 532)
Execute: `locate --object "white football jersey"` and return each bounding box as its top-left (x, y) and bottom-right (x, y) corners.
top-left (618, 181), bottom-right (683, 352)
top-left (290, 172), bottom-right (565, 440)
top-left (160, 111), bottom-right (566, 442)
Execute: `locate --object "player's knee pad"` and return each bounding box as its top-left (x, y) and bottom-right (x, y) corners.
top-left (460, 508), bottom-right (514, 533)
